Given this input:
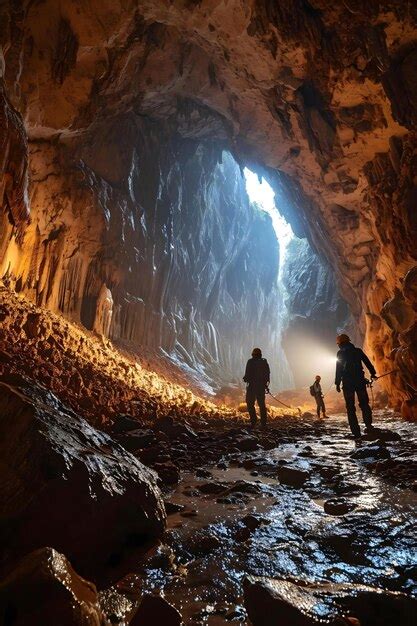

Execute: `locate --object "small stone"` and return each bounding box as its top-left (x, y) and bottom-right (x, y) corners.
top-left (164, 501), bottom-right (185, 515)
top-left (196, 468), bottom-right (212, 478)
top-left (180, 509), bottom-right (198, 518)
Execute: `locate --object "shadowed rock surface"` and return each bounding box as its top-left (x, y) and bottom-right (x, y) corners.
top-left (0, 377), bottom-right (166, 583)
top-left (243, 576), bottom-right (417, 626)
top-left (0, 548), bottom-right (104, 626)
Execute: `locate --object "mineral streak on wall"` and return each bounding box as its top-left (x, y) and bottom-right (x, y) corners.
top-left (1, 1), bottom-right (417, 413)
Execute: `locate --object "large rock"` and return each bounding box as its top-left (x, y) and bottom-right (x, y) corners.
top-left (276, 466), bottom-right (310, 488)
top-left (0, 547), bottom-right (104, 625)
top-left (131, 594), bottom-right (182, 626)
top-left (243, 576), bottom-right (417, 626)
top-left (0, 377), bottom-right (166, 581)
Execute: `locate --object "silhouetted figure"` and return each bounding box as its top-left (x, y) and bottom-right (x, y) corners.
top-left (243, 348), bottom-right (270, 428)
top-left (312, 375), bottom-right (326, 418)
top-left (335, 334), bottom-right (377, 438)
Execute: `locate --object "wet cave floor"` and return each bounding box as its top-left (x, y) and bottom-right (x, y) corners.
top-left (110, 412), bottom-right (417, 624)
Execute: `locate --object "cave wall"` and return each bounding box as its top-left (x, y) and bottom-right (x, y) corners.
top-left (1, 0), bottom-right (417, 411)
top-left (281, 237), bottom-right (354, 387)
top-left (0, 105), bottom-right (290, 391)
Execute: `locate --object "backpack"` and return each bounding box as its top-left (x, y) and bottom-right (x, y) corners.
top-left (309, 384), bottom-right (316, 397)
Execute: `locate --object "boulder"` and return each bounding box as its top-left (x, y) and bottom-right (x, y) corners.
top-left (276, 466), bottom-right (310, 488)
top-left (0, 378), bottom-right (166, 582)
top-left (154, 416), bottom-right (197, 440)
top-left (153, 462), bottom-right (180, 485)
top-left (351, 445), bottom-right (391, 462)
top-left (235, 437), bottom-right (259, 452)
top-left (197, 481), bottom-right (227, 495)
top-left (0, 547), bottom-right (104, 625)
top-left (360, 428), bottom-right (401, 443)
top-left (116, 428), bottom-right (155, 451)
top-left (196, 468), bottom-right (212, 478)
top-left (324, 498), bottom-right (356, 516)
top-left (243, 576), bottom-right (417, 626)
top-left (131, 594), bottom-right (182, 625)
top-left (111, 414), bottom-right (141, 434)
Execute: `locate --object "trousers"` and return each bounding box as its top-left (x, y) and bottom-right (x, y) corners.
top-left (246, 386), bottom-right (267, 426)
top-left (315, 395), bottom-right (326, 416)
top-left (342, 380), bottom-right (372, 436)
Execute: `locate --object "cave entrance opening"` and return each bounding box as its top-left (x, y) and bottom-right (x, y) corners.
top-left (243, 167), bottom-right (347, 393)
top-left (243, 167), bottom-right (294, 391)
top-left (243, 169), bottom-right (294, 277)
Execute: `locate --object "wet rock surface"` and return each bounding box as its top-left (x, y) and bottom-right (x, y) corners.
top-left (0, 370), bottom-right (415, 625)
top-left (0, 376), bottom-right (166, 583)
top-left (0, 548), bottom-right (105, 626)
top-left (133, 412), bottom-right (416, 624)
top-left (243, 576), bottom-right (417, 626)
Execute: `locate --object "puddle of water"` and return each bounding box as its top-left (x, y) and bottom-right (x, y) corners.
top-left (134, 412), bottom-right (417, 624)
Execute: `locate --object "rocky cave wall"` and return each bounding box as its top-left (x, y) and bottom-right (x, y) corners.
top-left (1, 1), bottom-right (417, 412)
top-left (281, 237), bottom-right (353, 387)
top-left (1, 105), bottom-right (291, 392)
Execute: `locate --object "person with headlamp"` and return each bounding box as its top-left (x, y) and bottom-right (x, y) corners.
top-left (335, 334), bottom-right (378, 439)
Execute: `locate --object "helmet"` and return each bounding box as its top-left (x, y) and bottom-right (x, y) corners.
top-left (252, 347), bottom-right (262, 358)
top-left (336, 333), bottom-right (350, 345)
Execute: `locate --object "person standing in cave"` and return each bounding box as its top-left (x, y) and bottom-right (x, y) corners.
top-left (243, 348), bottom-right (270, 428)
top-left (335, 334), bottom-right (378, 439)
top-left (311, 375), bottom-right (327, 418)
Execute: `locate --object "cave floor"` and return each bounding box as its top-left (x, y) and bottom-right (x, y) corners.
top-left (112, 412), bottom-right (417, 625)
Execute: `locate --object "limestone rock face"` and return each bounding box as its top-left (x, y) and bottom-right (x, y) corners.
top-left (1, 1), bottom-right (417, 407)
top-left (0, 376), bottom-right (166, 582)
top-left (3, 113), bottom-right (289, 390)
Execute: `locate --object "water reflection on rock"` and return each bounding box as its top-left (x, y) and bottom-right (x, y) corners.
top-left (136, 412), bottom-right (416, 624)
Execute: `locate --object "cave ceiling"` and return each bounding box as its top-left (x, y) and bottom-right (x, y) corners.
top-left (7, 2), bottom-right (414, 265)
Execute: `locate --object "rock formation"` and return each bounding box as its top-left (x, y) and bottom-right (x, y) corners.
top-left (0, 376), bottom-right (166, 583)
top-left (2, 6), bottom-right (417, 621)
top-left (243, 576), bottom-right (417, 625)
top-left (0, 548), bottom-right (105, 626)
top-left (282, 237), bottom-right (352, 387)
top-left (1, 0), bottom-right (417, 411)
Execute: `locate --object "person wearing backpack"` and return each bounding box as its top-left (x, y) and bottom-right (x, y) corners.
top-left (335, 333), bottom-right (378, 439)
top-left (310, 375), bottom-right (327, 418)
top-left (243, 348), bottom-right (270, 428)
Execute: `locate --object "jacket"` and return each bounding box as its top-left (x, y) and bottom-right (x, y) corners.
top-left (313, 381), bottom-right (322, 397)
top-left (243, 357), bottom-right (270, 388)
top-left (335, 342), bottom-right (376, 386)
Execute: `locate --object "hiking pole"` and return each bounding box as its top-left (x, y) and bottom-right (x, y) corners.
top-left (375, 369), bottom-right (398, 380)
top-left (266, 388), bottom-right (302, 416)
